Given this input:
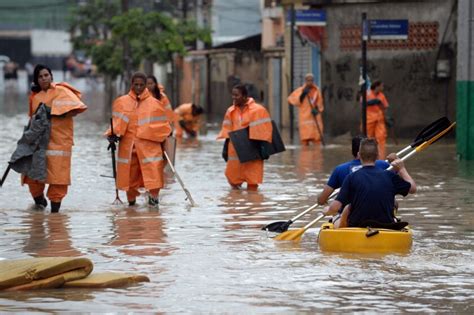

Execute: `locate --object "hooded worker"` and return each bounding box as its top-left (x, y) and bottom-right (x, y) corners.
top-left (24, 64), bottom-right (88, 213)
top-left (106, 72), bottom-right (172, 207)
top-left (173, 103), bottom-right (204, 138)
top-left (287, 73), bottom-right (324, 145)
top-left (217, 84), bottom-right (272, 191)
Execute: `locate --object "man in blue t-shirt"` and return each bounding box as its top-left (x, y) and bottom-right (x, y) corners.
top-left (323, 138), bottom-right (416, 228)
top-left (317, 135), bottom-right (391, 205)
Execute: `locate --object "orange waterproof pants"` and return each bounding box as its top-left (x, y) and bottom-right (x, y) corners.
top-left (366, 114), bottom-right (387, 159)
top-left (27, 180), bottom-right (68, 203)
top-left (126, 151), bottom-right (160, 202)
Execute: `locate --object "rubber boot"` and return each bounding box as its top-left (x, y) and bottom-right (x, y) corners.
top-left (128, 199), bottom-right (136, 206)
top-left (148, 195), bottom-right (159, 209)
top-left (51, 201), bottom-right (61, 213)
top-left (33, 195), bottom-right (47, 209)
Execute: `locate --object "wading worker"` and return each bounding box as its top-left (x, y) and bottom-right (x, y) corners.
top-left (146, 75), bottom-right (174, 123)
top-left (365, 80), bottom-right (389, 159)
top-left (323, 139), bottom-right (416, 228)
top-left (174, 103), bottom-right (204, 138)
top-left (217, 84), bottom-right (272, 190)
top-left (25, 64), bottom-right (87, 212)
top-left (287, 73), bottom-right (324, 146)
top-left (107, 72), bottom-right (171, 207)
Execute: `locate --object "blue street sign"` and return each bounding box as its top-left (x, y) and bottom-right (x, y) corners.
top-left (286, 9), bottom-right (326, 26)
top-left (369, 19), bottom-right (409, 40)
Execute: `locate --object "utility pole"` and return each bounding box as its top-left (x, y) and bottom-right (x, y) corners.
top-left (121, 0), bottom-right (132, 88)
top-left (361, 12), bottom-right (368, 136)
top-left (196, 0), bottom-right (204, 50)
top-left (289, 4), bottom-right (295, 141)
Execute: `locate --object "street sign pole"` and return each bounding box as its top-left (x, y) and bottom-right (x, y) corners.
top-left (361, 12), bottom-right (368, 136)
top-left (289, 4), bottom-right (295, 141)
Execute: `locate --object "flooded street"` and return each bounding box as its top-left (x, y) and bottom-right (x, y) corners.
top-left (0, 85), bottom-right (473, 312)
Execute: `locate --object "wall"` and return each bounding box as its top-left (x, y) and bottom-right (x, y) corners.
top-left (456, 0), bottom-right (474, 160)
top-left (286, 0), bottom-right (457, 138)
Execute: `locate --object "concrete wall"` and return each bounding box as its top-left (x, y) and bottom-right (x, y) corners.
top-left (289, 0), bottom-right (457, 138)
top-left (456, 0), bottom-right (474, 160)
top-left (179, 49), bottom-right (265, 121)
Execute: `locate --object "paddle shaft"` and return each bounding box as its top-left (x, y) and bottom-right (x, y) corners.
top-left (164, 151), bottom-right (196, 207)
top-left (301, 213), bottom-right (326, 233)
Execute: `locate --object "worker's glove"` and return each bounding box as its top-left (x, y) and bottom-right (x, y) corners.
top-left (107, 135), bottom-right (120, 151)
top-left (258, 142), bottom-right (270, 160)
top-left (311, 107), bottom-right (319, 116)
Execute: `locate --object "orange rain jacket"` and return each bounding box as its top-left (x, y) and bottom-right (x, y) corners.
top-left (174, 103), bottom-right (200, 137)
top-left (287, 84), bottom-right (324, 143)
top-left (107, 89), bottom-right (171, 191)
top-left (28, 82), bottom-right (87, 185)
top-left (217, 98), bottom-right (273, 185)
top-left (366, 89), bottom-right (388, 158)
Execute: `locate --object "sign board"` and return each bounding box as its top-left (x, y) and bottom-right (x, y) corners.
top-left (369, 19), bottom-right (409, 40)
top-left (286, 9), bottom-right (326, 26)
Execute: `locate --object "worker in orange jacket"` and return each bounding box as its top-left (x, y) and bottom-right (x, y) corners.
top-left (174, 103), bottom-right (204, 138)
top-left (365, 80), bottom-right (389, 159)
top-left (217, 84), bottom-right (273, 191)
top-left (25, 64), bottom-right (87, 213)
top-left (287, 73), bottom-right (324, 145)
top-left (107, 72), bottom-right (172, 207)
top-left (146, 75), bottom-right (175, 123)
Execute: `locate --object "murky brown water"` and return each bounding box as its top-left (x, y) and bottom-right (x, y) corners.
top-left (0, 85), bottom-right (473, 312)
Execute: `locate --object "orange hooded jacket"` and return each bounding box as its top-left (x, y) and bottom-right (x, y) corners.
top-left (107, 88), bottom-right (172, 191)
top-left (288, 84), bottom-right (324, 143)
top-left (174, 103), bottom-right (200, 137)
top-left (28, 82), bottom-right (87, 185)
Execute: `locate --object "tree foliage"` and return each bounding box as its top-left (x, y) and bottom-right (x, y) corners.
top-left (70, 0), bottom-right (211, 79)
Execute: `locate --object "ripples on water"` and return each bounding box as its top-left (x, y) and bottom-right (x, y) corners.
top-left (0, 91), bottom-right (473, 312)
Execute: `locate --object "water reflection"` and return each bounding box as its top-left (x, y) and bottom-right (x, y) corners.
top-left (296, 145), bottom-right (323, 178)
top-left (110, 208), bottom-right (173, 257)
top-left (23, 212), bottom-right (82, 257)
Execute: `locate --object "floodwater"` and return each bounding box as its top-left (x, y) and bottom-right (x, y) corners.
top-left (0, 81), bottom-right (473, 313)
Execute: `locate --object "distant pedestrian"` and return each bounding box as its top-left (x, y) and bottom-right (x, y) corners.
top-left (146, 75), bottom-right (174, 122)
top-left (365, 80), bottom-right (389, 159)
top-left (287, 73), bottom-right (324, 146)
top-left (24, 64), bottom-right (88, 212)
top-left (107, 72), bottom-right (171, 207)
top-left (217, 84), bottom-right (272, 191)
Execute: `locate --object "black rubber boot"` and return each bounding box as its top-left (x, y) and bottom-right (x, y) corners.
top-left (33, 195), bottom-right (47, 208)
top-left (51, 201), bottom-right (61, 213)
top-left (148, 196), bottom-right (159, 208)
top-left (128, 200), bottom-right (136, 206)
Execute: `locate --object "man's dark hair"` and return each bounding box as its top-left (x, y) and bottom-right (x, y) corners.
top-left (352, 135), bottom-right (366, 158)
top-left (232, 84), bottom-right (248, 97)
top-left (31, 64), bottom-right (53, 93)
top-left (131, 72), bottom-right (147, 83)
top-left (192, 104), bottom-right (204, 116)
top-left (359, 138), bottom-right (379, 162)
top-left (370, 80), bottom-right (383, 90)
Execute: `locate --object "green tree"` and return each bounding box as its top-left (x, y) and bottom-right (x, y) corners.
top-left (69, 0), bottom-right (211, 80)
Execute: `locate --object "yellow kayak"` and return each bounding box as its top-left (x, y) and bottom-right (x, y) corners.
top-left (317, 223), bottom-right (412, 254)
